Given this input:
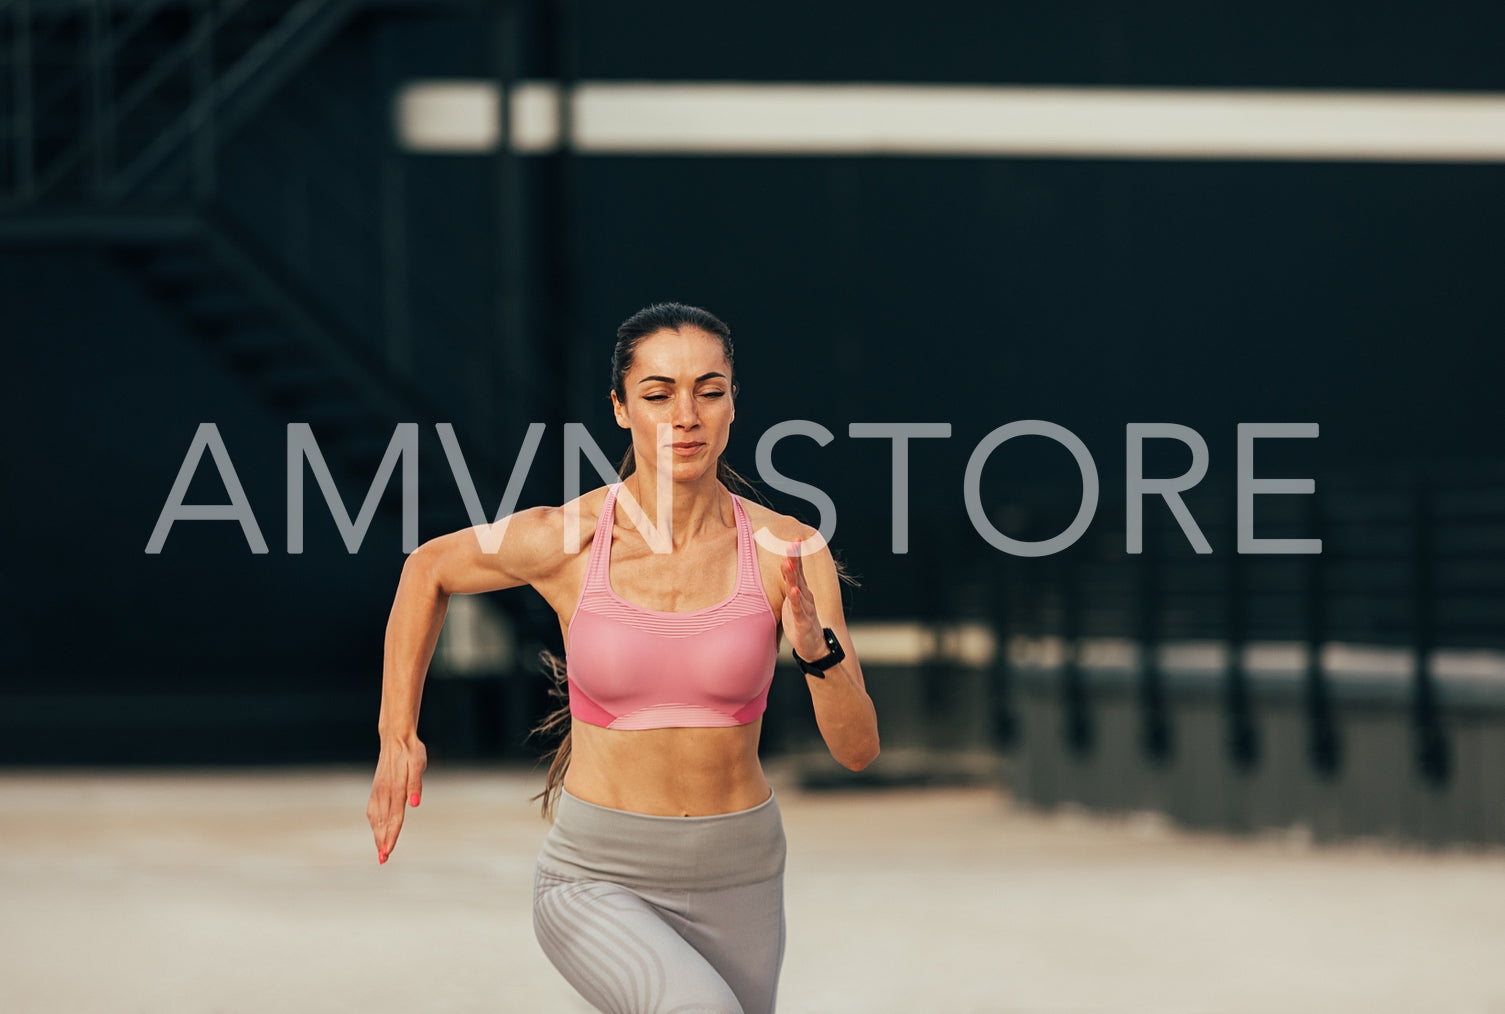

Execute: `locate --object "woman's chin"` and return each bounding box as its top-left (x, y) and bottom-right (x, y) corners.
top-left (667, 456), bottom-right (718, 481)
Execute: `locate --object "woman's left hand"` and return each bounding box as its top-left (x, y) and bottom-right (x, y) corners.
top-left (781, 538), bottom-right (826, 660)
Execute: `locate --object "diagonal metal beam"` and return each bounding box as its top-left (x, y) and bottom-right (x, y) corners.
top-left (112, 0), bottom-right (364, 197)
top-left (194, 203), bottom-right (444, 430)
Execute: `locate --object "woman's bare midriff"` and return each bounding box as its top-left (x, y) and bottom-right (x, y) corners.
top-left (561, 717), bottom-right (772, 817)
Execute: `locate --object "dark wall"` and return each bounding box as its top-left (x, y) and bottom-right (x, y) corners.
top-left (5, 1), bottom-right (1503, 764)
top-left (577, 0), bottom-right (1505, 90)
top-left (3, 247), bottom-right (402, 682)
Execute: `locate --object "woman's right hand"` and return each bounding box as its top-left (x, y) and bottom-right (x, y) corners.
top-left (367, 732), bottom-right (428, 864)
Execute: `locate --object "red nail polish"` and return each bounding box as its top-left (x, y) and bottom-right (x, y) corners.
top-left (409, 793), bottom-right (420, 807)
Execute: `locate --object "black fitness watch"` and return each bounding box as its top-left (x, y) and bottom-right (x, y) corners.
top-left (792, 627), bottom-right (845, 678)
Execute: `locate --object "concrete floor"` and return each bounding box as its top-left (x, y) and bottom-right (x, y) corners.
top-left (2, 762), bottom-right (1504, 1014)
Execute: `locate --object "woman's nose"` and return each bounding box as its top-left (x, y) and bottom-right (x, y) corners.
top-left (673, 393), bottom-right (699, 425)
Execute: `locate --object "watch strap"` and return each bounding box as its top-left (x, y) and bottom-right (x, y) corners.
top-left (792, 627), bottom-right (845, 678)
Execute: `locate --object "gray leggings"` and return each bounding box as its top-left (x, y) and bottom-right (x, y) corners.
top-left (532, 785), bottom-right (787, 1014)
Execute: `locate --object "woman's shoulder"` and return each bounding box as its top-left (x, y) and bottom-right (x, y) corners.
top-left (734, 493), bottom-right (820, 550)
top-left (552, 484), bottom-right (615, 551)
top-left (496, 484), bottom-right (613, 565)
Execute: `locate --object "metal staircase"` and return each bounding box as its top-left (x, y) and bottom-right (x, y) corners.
top-left (2, 0), bottom-right (372, 205)
top-left (0, 0), bottom-right (493, 537)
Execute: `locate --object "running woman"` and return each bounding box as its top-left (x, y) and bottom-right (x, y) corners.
top-left (368, 301), bottom-right (879, 1013)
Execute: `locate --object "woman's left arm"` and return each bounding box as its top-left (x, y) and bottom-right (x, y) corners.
top-left (782, 536), bottom-right (880, 771)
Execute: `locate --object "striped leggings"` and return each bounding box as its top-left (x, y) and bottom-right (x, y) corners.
top-left (532, 785), bottom-right (787, 1014)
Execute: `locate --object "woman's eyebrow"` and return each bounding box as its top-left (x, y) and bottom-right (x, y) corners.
top-left (637, 372), bottom-right (727, 385)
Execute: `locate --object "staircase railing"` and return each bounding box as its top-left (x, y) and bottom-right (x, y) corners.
top-left (0, 0), bottom-right (509, 533)
top-left (0, 0), bottom-right (363, 208)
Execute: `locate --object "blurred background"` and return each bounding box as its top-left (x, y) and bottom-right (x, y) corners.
top-left (2, 0), bottom-right (1504, 1010)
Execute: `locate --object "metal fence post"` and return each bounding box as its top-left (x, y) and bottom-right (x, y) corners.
top-left (1137, 507), bottom-right (1172, 763)
top-left (988, 550), bottom-right (1018, 750)
top-left (11, 0), bottom-right (35, 203)
top-left (1411, 473), bottom-right (1450, 786)
top-left (1060, 544), bottom-right (1093, 758)
top-left (1305, 483), bottom-right (1340, 776)
top-left (87, 0), bottom-right (115, 198)
top-left (1225, 495), bottom-right (1259, 771)
top-left (190, 0), bottom-right (216, 202)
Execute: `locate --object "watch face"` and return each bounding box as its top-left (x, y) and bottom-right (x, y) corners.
top-left (818, 629), bottom-right (843, 666)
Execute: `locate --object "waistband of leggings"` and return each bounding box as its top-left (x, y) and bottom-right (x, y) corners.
top-left (538, 785), bottom-right (786, 890)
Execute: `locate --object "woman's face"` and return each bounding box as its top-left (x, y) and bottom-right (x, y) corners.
top-left (612, 327), bottom-right (735, 482)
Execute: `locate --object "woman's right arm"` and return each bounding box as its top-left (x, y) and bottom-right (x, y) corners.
top-left (368, 506), bottom-right (562, 864)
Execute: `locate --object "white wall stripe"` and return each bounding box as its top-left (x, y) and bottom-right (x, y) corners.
top-left (395, 81), bottom-right (501, 153)
top-left (805, 624), bottom-right (1505, 681)
top-left (396, 80), bottom-right (1505, 161)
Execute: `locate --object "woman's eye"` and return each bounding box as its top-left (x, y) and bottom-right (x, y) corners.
top-left (643, 390), bottom-right (724, 401)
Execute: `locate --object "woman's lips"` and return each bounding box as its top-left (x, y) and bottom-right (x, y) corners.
top-left (669, 442), bottom-right (705, 456)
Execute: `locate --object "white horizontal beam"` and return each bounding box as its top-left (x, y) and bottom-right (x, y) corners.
top-left (818, 627), bottom-right (1505, 681)
top-left (396, 80), bottom-right (1505, 162)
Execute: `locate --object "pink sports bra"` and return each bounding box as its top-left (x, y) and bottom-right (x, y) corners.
top-left (565, 481), bottom-right (779, 730)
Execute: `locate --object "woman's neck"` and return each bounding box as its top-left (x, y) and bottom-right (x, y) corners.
top-left (620, 469), bottom-right (729, 549)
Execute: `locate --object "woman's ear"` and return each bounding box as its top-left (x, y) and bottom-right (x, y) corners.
top-left (611, 389), bottom-right (630, 429)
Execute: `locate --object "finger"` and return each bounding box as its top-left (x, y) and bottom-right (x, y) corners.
top-left (782, 535), bottom-right (806, 562)
top-left (382, 775), bottom-right (411, 859)
top-left (792, 583), bottom-right (816, 619)
top-left (783, 538), bottom-right (804, 581)
top-left (380, 809), bottom-right (404, 863)
top-left (792, 547), bottom-right (814, 598)
top-left (784, 563), bottom-right (809, 607)
top-left (785, 549), bottom-right (808, 597)
top-left (407, 769), bottom-right (423, 809)
top-left (371, 812), bottom-right (394, 864)
top-left (369, 805), bottom-right (386, 859)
